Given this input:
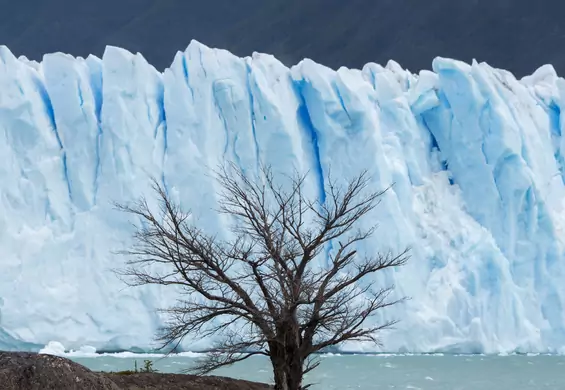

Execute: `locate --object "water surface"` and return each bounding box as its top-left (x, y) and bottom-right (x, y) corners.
top-left (72, 354), bottom-right (565, 389)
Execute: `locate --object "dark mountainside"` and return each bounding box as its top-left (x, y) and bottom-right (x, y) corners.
top-left (1, 0), bottom-right (565, 76)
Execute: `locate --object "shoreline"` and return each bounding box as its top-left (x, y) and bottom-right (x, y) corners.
top-left (105, 372), bottom-right (272, 390)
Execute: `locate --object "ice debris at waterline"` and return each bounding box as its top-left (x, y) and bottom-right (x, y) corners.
top-left (0, 41), bottom-right (565, 354)
top-left (38, 341), bottom-right (202, 358)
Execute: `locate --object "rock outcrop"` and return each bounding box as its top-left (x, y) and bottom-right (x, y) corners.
top-left (0, 352), bottom-right (272, 389)
top-left (0, 352), bottom-right (120, 390)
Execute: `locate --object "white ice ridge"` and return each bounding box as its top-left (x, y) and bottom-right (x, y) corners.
top-left (1, 40), bottom-right (565, 354)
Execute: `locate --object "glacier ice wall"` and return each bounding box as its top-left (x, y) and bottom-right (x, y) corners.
top-left (1, 41), bottom-right (565, 354)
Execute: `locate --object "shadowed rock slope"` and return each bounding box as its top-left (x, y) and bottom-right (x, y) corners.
top-left (0, 352), bottom-right (120, 390)
top-left (0, 352), bottom-right (271, 390)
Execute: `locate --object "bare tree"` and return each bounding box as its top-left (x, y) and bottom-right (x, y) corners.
top-left (116, 164), bottom-right (409, 390)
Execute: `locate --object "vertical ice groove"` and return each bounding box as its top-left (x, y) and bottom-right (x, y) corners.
top-left (147, 71), bottom-right (168, 190)
top-left (86, 56), bottom-right (104, 204)
top-left (160, 106), bottom-right (168, 191)
top-left (86, 56), bottom-right (104, 121)
top-left (551, 103), bottom-right (565, 184)
top-left (419, 114), bottom-right (452, 183)
top-left (43, 54), bottom-right (103, 211)
top-left (296, 93), bottom-right (326, 201)
top-left (213, 87), bottom-right (232, 161)
top-left (553, 80), bottom-right (565, 186)
top-left (244, 61), bottom-right (261, 172)
top-left (33, 71), bottom-right (74, 204)
top-left (333, 81), bottom-right (353, 125)
top-left (196, 42), bottom-right (208, 78)
top-left (76, 80), bottom-right (85, 108)
top-left (180, 54), bottom-right (195, 101)
top-left (93, 123), bottom-right (102, 205)
top-left (290, 64), bottom-right (328, 201)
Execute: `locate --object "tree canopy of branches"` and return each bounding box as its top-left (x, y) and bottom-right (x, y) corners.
top-left (117, 165), bottom-right (409, 390)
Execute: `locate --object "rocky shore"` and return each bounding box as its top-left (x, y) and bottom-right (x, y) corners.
top-left (0, 352), bottom-right (272, 390)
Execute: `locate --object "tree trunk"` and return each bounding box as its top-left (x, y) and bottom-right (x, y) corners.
top-left (270, 325), bottom-right (304, 390)
top-left (272, 356), bottom-right (303, 390)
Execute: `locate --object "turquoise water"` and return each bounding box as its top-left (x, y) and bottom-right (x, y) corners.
top-left (72, 354), bottom-right (565, 389)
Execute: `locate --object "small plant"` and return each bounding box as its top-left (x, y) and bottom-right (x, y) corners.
top-left (142, 359), bottom-right (158, 373)
top-left (112, 359), bottom-right (158, 375)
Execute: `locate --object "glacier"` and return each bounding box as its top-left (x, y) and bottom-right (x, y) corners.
top-left (1, 40), bottom-right (565, 354)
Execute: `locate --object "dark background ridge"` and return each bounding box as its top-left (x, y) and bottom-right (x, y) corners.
top-left (1, 0), bottom-right (564, 76)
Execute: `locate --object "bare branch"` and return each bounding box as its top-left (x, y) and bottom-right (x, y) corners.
top-left (116, 165), bottom-right (408, 390)
top-left (187, 329), bottom-right (268, 375)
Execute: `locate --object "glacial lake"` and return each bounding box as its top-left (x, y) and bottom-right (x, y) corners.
top-left (71, 353), bottom-right (565, 389)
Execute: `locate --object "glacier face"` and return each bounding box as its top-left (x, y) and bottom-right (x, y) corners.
top-left (1, 41), bottom-right (565, 354)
